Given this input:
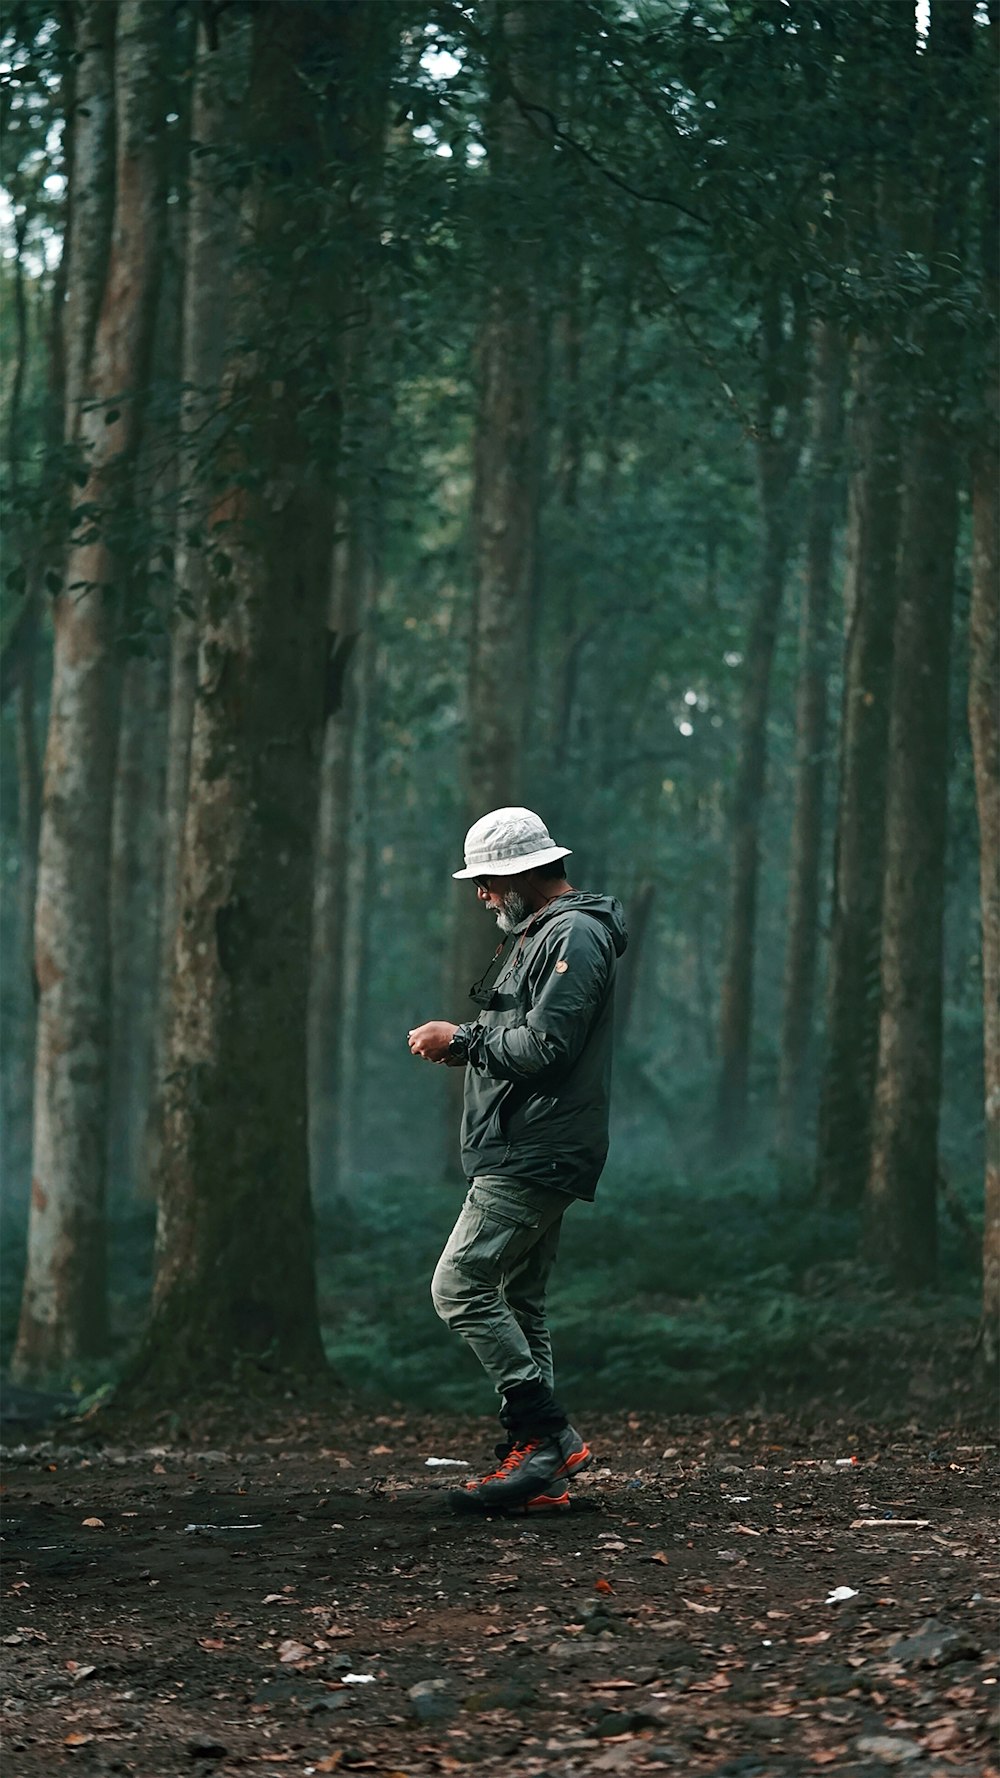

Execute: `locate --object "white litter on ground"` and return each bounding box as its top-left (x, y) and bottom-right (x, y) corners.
top-left (825, 1585), bottom-right (859, 1604)
top-left (424, 1457), bottom-right (471, 1468)
top-left (184, 1523), bottom-right (263, 1532)
top-left (342, 1673), bottom-right (377, 1685)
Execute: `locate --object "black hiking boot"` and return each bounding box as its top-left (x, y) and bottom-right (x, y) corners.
top-left (448, 1427), bottom-right (591, 1512)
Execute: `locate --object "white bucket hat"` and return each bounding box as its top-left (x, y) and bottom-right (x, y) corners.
top-left (453, 806), bottom-right (572, 879)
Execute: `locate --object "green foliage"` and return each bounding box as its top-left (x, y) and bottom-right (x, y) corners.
top-left (311, 1170), bottom-right (978, 1415)
top-left (0, 1166), bottom-right (978, 1410)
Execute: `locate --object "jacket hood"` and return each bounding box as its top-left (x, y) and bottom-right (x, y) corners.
top-left (518, 891), bottom-right (629, 957)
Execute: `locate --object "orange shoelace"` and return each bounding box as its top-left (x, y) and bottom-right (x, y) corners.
top-left (468, 1439), bottom-right (540, 1487)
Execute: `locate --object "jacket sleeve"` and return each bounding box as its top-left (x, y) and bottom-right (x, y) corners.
top-left (459, 917), bottom-right (613, 1081)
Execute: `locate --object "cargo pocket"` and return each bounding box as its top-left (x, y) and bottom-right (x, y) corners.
top-left (455, 1179), bottom-right (545, 1284)
top-left (470, 1177), bottom-right (543, 1228)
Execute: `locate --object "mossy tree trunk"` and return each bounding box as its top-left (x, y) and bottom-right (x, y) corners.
top-left (149, 16), bottom-right (250, 1192)
top-left (130, 1), bottom-right (386, 1393)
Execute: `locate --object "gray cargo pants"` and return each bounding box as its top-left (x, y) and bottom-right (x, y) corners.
top-left (430, 1175), bottom-right (569, 1400)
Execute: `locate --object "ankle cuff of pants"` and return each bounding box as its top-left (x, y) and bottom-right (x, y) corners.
top-left (501, 1380), bottom-right (568, 1440)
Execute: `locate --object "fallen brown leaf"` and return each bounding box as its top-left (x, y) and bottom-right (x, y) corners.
top-left (277, 1638), bottom-right (311, 1663)
top-left (923, 1721), bottom-right (960, 1752)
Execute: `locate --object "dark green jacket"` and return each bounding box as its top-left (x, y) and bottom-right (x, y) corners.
top-left (456, 892), bottom-right (628, 1200)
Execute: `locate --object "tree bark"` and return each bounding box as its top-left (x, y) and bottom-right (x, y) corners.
top-left (971, 1), bottom-right (999, 1358)
top-left (13, 0), bottom-right (168, 1381)
top-left (972, 429), bottom-right (1000, 1358)
top-left (108, 187), bottom-right (187, 1207)
top-left (149, 17), bottom-right (249, 1186)
top-left (130, 1), bottom-right (383, 1392)
top-left (5, 217), bottom-right (43, 1195)
top-left (715, 289), bottom-right (807, 1148)
top-left (333, 535), bottom-right (384, 1192)
top-left (862, 1), bottom-right (972, 1285)
top-left (814, 332), bottom-right (901, 1209)
top-left (614, 880), bottom-right (655, 1046)
top-left (1, 13), bottom-right (73, 1195)
top-left (309, 511), bottom-right (362, 1200)
top-left (62, 0), bottom-right (116, 442)
top-left (776, 318), bottom-right (847, 1164)
top-left (863, 417), bottom-right (959, 1283)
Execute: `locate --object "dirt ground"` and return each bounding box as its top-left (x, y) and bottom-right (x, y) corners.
top-left (2, 1404), bottom-right (997, 1778)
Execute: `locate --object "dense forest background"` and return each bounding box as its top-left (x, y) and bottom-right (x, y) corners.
top-left (0, 0), bottom-right (996, 1415)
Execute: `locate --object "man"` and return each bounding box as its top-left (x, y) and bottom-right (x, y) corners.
top-left (408, 806), bottom-right (627, 1513)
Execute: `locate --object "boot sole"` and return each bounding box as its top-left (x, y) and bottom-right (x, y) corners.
top-left (447, 1487), bottom-right (571, 1516)
top-left (523, 1490), bottom-right (571, 1513)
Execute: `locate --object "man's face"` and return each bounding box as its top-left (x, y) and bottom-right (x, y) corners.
top-left (475, 875), bottom-right (528, 934)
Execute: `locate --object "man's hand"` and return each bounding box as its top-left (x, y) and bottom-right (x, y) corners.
top-left (408, 1020), bottom-right (460, 1064)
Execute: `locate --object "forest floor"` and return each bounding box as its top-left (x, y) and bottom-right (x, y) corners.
top-left (1, 1400), bottom-right (997, 1778)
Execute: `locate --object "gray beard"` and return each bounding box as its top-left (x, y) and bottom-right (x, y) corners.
top-left (495, 889), bottom-right (529, 934)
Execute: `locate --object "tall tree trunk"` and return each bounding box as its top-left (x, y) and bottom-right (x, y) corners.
top-left (814, 331), bottom-right (902, 1209)
top-left (863, 415), bottom-right (959, 1282)
top-left (13, 0), bottom-right (168, 1382)
top-left (129, 1), bottom-right (384, 1392)
top-left (108, 644), bottom-right (169, 1206)
top-left (2, 22), bottom-right (73, 1196)
top-left (62, 1), bottom-right (116, 441)
top-left (452, 1), bottom-right (549, 1029)
top-left (971, 1), bottom-right (998, 1358)
top-left (4, 216), bottom-right (44, 1194)
top-left (109, 208), bottom-right (185, 1207)
top-left (614, 880), bottom-right (655, 1046)
top-left (334, 538), bottom-right (384, 1191)
top-left (972, 430), bottom-right (999, 1357)
top-left (150, 18), bottom-right (248, 1193)
top-left (776, 318), bottom-right (847, 1164)
top-left (715, 289), bottom-right (806, 1148)
top-left (812, 2), bottom-right (916, 1211)
top-left (309, 512), bottom-right (362, 1201)
top-left (863, 1), bottom-right (972, 1284)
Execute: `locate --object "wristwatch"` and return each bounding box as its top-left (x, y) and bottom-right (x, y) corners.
top-left (447, 1027), bottom-right (471, 1062)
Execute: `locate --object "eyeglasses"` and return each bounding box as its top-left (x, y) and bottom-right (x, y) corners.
top-left (469, 939), bottom-right (507, 1006)
top-left (473, 876), bottom-right (493, 891)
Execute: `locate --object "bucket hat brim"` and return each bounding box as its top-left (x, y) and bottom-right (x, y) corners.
top-left (453, 844), bottom-right (572, 880)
